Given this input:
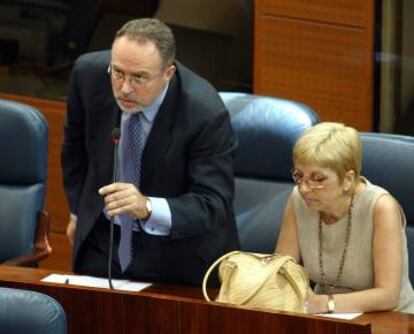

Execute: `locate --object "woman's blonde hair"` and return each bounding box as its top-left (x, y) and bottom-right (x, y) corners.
top-left (293, 122), bottom-right (362, 181)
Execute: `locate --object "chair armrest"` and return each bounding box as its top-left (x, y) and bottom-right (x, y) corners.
top-left (3, 210), bottom-right (53, 267)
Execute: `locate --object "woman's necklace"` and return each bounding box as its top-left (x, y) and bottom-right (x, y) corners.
top-left (318, 193), bottom-right (354, 292)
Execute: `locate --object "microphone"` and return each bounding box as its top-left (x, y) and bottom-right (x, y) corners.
top-left (108, 127), bottom-right (121, 290)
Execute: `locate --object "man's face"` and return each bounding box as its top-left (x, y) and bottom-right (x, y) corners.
top-left (110, 36), bottom-right (175, 113)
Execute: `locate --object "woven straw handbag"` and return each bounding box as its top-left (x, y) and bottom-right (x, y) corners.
top-left (202, 251), bottom-right (309, 313)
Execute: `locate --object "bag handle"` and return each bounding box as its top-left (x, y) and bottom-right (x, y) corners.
top-left (278, 264), bottom-right (308, 305)
top-left (202, 250), bottom-right (241, 302)
top-left (238, 254), bottom-right (293, 305)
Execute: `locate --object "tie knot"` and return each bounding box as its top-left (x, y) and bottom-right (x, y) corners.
top-left (131, 111), bottom-right (142, 123)
top-left (127, 112), bottom-right (143, 132)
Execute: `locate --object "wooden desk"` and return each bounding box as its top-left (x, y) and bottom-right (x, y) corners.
top-left (0, 266), bottom-right (413, 334)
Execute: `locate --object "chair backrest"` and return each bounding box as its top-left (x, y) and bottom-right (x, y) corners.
top-left (360, 132), bottom-right (414, 285)
top-left (219, 92), bottom-right (320, 253)
top-left (0, 99), bottom-right (48, 262)
top-left (0, 287), bottom-right (66, 334)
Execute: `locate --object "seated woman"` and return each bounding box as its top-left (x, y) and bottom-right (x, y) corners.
top-left (276, 122), bottom-right (414, 314)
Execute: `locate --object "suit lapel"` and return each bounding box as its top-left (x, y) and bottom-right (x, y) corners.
top-left (141, 76), bottom-right (178, 183)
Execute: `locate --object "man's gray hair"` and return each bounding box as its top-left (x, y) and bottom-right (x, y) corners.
top-left (114, 18), bottom-right (176, 68)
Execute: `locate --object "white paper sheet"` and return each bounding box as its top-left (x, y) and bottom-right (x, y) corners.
top-left (41, 274), bottom-right (152, 292)
top-left (317, 312), bottom-right (363, 320)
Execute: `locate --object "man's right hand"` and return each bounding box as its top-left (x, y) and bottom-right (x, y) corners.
top-left (66, 216), bottom-right (77, 245)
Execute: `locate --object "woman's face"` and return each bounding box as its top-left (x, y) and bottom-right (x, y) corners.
top-left (292, 163), bottom-right (347, 212)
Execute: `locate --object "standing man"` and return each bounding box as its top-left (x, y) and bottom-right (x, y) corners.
top-left (62, 18), bottom-right (239, 285)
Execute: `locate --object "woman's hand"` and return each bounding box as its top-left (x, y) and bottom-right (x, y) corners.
top-left (305, 289), bottom-right (329, 314)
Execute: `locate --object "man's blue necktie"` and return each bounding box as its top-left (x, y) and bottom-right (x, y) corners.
top-left (118, 112), bottom-right (144, 272)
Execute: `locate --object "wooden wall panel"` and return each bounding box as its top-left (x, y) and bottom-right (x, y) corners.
top-left (254, 0), bottom-right (375, 131)
top-left (260, 0), bottom-right (370, 27)
top-left (254, 16), bottom-right (373, 130)
top-left (41, 233), bottom-right (71, 271)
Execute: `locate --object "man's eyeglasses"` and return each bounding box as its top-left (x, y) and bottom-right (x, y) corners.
top-left (291, 169), bottom-right (328, 190)
top-left (108, 65), bottom-right (162, 89)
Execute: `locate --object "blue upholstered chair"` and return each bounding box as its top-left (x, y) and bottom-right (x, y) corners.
top-left (360, 132), bottom-right (414, 285)
top-left (219, 92), bottom-right (320, 253)
top-left (0, 287), bottom-right (66, 334)
top-left (0, 99), bottom-right (52, 266)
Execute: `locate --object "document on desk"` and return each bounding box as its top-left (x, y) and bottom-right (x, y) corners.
top-left (317, 312), bottom-right (363, 320)
top-left (41, 274), bottom-right (152, 292)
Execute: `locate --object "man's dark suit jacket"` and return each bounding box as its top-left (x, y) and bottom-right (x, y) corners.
top-left (61, 50), bottom-right (239, 285)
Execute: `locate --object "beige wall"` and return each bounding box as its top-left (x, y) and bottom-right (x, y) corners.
top-left (379, 0), bottom-right (399, 132)
top-left (379, 0), bottom-right (414, 132)
top-left (401, 0), bottom-right (414, 118)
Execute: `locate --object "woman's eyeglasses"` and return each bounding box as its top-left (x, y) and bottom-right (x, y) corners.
top-left (291, 170), bottom-right (329, 190)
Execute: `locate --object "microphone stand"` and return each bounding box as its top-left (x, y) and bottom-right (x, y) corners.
top-left (108, 128), bottom-right (120, 290)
